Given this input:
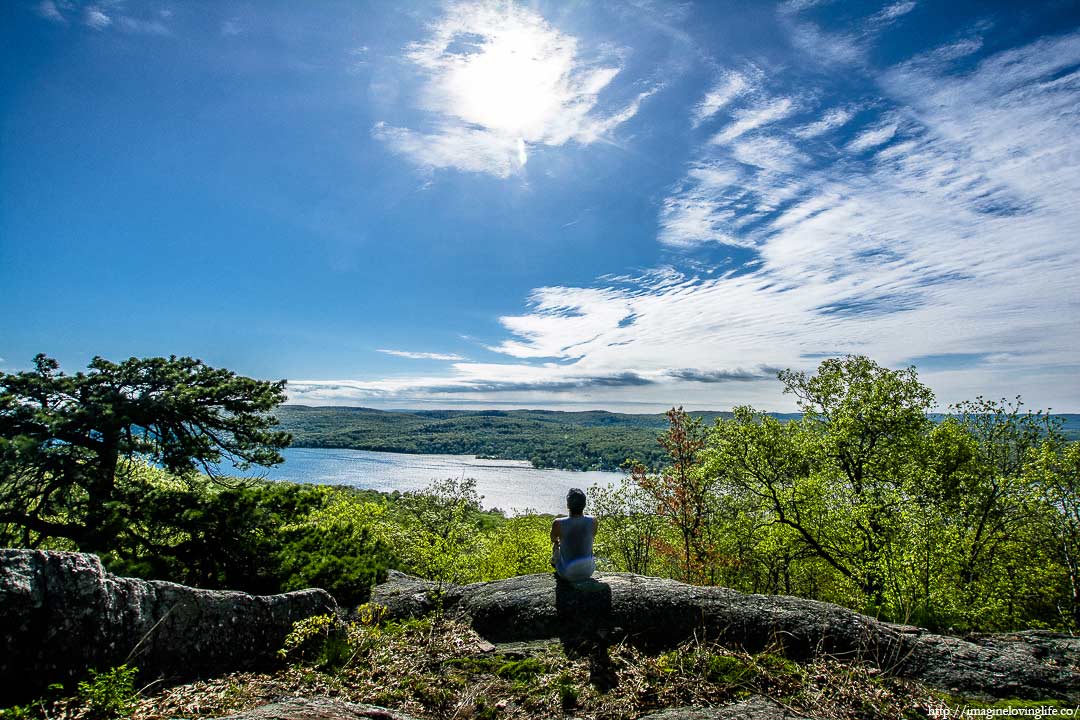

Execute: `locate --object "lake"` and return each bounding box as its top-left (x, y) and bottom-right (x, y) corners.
top-left (224, 447), bottom-right (625, 515)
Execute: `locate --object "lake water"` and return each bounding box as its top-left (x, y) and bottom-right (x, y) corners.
top-left (226, 447), bottom-right (624, 515)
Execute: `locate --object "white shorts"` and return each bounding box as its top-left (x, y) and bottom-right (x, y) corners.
top-left (557, 555), bottom-right (596, 582)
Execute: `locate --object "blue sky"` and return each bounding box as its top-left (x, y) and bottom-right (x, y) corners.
top-left (2, 0), bottom-right (1079, 411)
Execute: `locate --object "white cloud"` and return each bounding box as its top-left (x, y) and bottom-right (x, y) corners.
top-left (377, 349), bottom-right (467, 361)
top-left (692, 70), bottom-right (751, 126)
top-left (657, 163), bottom-right (749, 248)
top-left (84, 7), bottom-right (111, 30)
top-left (375, 1), bottom-right (653, 177)
top-left (221, 18), bottom-right (243, 36)
top-left (34, 1), bottom-right (171, 36)
top-left (373, 121), bottom-right (523, 178)
top-left (37, 0), bottom-right (65, 23)
top-left (846, 122), bottom-right (898, 153)
top-left (711, 97), bottom-right (796, 144)
top-left (303, 24), bottom-right (1080, 411)
top-left (866, 1), bottom-right (917, 29)
top-left (783, 2), bottom-right (918, 68)
top-left (780, 0), bottom-right (835, 12)
top-left (118, 16), bottom-right (169, 35)
top-left (731, 135), bottom-right (807, 173)
top-left (320, 29), bottom-right (1080, 411)
top-left (793, 106), bottom-right (855, 138)
top-left (785, 21), bottom-right (864, 66)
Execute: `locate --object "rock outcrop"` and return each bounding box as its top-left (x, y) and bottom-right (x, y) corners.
top-left (213, 697), bottom-right (422, 720)
top-left (210, 696), bottom-right (810, 720)
top-left (640, 696), bottom-right (823, 719)
top-left (371, 571), bottom-right (1080, 701)
top-left (0, 549), bottom-right (337, 703)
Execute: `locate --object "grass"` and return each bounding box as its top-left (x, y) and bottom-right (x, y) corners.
top-left (3, 614), bottom-right (1068, 720)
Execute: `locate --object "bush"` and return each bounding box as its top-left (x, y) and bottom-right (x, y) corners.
top-left (76, 665), bottom-right (137, 720)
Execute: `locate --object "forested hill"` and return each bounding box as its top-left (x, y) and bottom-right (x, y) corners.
top-left (275, 406), bottom-right (788, 471)
top-left (276, 406), bottom-right (1080, 472)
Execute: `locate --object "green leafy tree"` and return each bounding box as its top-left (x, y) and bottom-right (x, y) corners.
top-left (276, 490), bottom-right (394, 606)
top-left (704, 357), bottom-right (935, 610)
top-left (394, 478), bottom-right (485, 605)
top-left (475, 514), bottom-right (553, 580)
top-left (588, 481), bottom-right (664, 575)
top-left (1024, 439), bottom-right (1080, 626)
top-left (630, 408), bottom-right (714, 583)
top-left (947, 398), bottom-right (1061, 591)
top-left (0, 354), bottom-right (290, 553)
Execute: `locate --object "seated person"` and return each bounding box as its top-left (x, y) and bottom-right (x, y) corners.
top-left (550, 488), bottom-right (597, 582)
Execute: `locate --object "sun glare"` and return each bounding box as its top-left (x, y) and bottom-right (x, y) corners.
top-left (406, 2), bottom-right (624, 170)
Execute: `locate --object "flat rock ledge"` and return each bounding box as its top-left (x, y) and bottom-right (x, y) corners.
top-left (211, 696), bottom-right (814, 720)
top-left (213, 697), bottom-right (422, 720)
top-left (639, 696), bottom-right (824, 719)
top-left (371, 571), bottom-right (1080, 701)
top-left (0, 549), bottom-right (336, 703)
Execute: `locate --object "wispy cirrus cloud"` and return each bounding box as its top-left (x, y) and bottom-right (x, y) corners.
top-left (865, 1), bottom-right (917, 31)
top-left (692, 69), bottom-right (753, 127)
top-left (32, 1), bottom-right (172, 35)
top-left (84, 7), bottom-right (111, 29)
top-left (711, 97), bottom-right (797, 144)
top-left (373, 1), bottom-right (656, 178)
top-left (846, 121), bottom-right (898, 153)
top-left (377, 349), bottom-right (467, 361)
top-left (782, 0), bottom-right (920, 68)
top-left (36, 0), bottom-right (65, 23)
top-left (793, 106), bottom-right (856, 138)
top-left (118, 15), bottom-right (169, 35)
top-left (303, 27), bottom-right (1080, 410)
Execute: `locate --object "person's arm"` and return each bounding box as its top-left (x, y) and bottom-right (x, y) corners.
top-left (550, 519), bottom-right (561, 546)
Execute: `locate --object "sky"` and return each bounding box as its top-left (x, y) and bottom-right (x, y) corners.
top-left (2, 0), bottom-right (1079, 412)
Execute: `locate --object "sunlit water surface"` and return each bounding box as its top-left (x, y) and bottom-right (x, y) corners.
top-left (225, 447), bottom-right (624, 515)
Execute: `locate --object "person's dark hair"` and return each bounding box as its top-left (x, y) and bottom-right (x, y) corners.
top-left (566, 488), bottom-right (587, 514)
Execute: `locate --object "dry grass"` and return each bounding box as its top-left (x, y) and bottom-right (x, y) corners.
top-left (77, 614), bottom-right (943, 720)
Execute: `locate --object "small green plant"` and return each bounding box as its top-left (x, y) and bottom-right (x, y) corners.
top-left (279, 613), bottom-right (354, 668)
top-left (76, 665), bottom-right (138, 720)
top-left (557, 676), bottom-right (579, 710)
top-left (0, 683), bottom-right (65, 719)
top-left (473, 697), bottom-right (500, 720)
top-left (496, 657), bottom-right (546, 684)
top-left (0, 704), bottom-right (39, 720)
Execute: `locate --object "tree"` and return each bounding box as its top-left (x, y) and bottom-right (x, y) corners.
top-left (393, 478), bottom-right (485, 606)
top-left (0, 353), bottom-right (290, 553)
top-left (947, 397), bottom-right (1061, 591)
top-left (704, 357), bottom-right (935, 610)
top-left (588, 481), bottom-right (664, 575)
top-left (630, 407), bottom-right (713, 583)
top-left (1026, 440), bottom-right (1080, 626)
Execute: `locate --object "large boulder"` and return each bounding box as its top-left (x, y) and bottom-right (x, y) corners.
top-left (0, 549), bottom-right (337, 703)
top-left (371, 571), bottom-right (1080, 701)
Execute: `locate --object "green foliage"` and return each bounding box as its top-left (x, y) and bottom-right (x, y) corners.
top-left (278, 613), bottom-right (354, 668)
top-left (392, 478), bottom-right (485, 606)
top-left (695, 356), bottom-right (1079, 631)
top-left (496, 657), bottom-right (546, 684)
top-left (5, 348), bottom-right (1077, 642)
top-left (76, 665), bottom-right (138, 720)
top-left (588, 480), bottom-right (665, 575)
top-left (629, 408), bottom-right (715, 583)
top-left (276, 493), bottom-right (393, 607)
top-left (475, 514), bottom-right (555, 579)
top-left (0, 353), bottom-right (290, 553)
